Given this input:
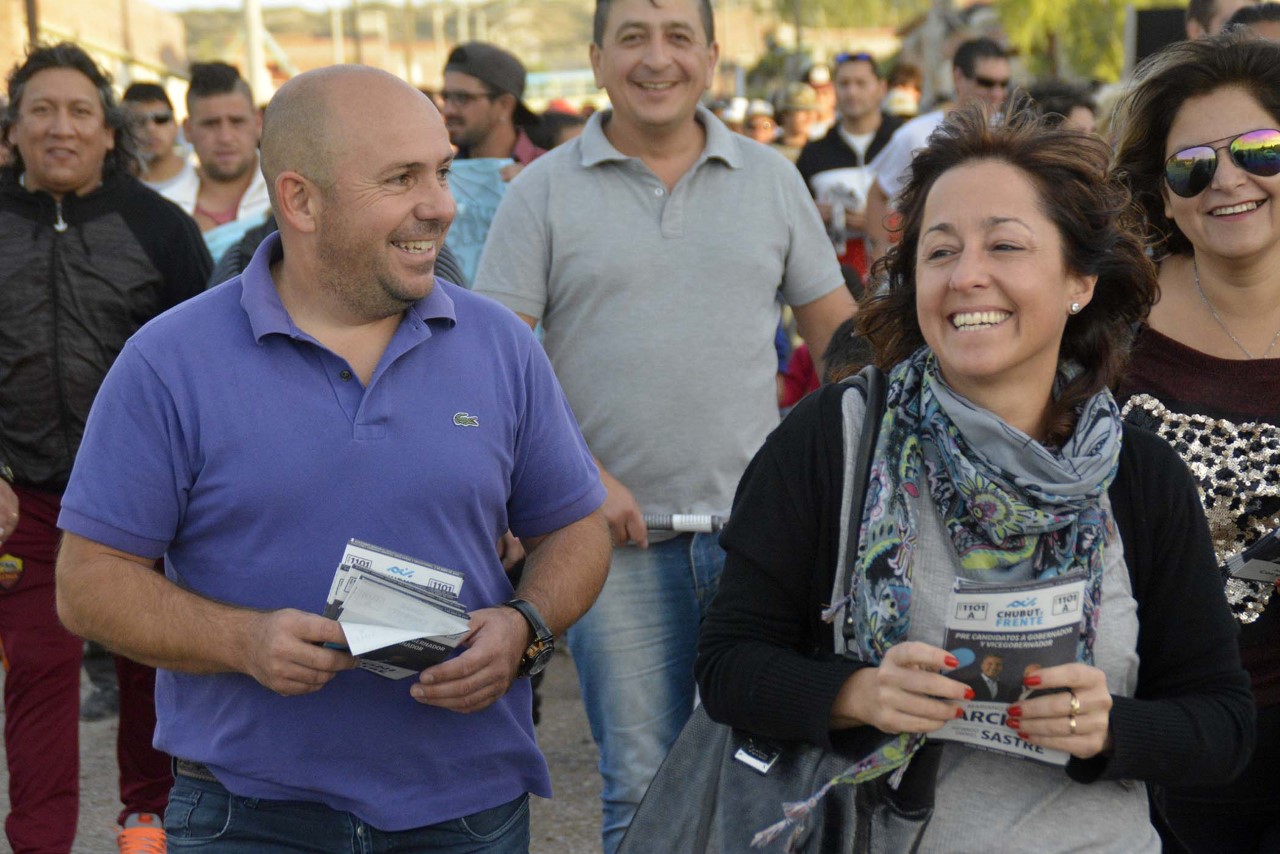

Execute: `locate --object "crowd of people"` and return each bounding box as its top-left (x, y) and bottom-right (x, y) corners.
top-left (0, 0), bottom-right (1277, 852)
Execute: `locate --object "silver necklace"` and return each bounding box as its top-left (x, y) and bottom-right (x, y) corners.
top-left (1193, 258), bottom-right (1280, 359)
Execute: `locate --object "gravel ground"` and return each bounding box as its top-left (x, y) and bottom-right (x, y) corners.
top-left (0, 652), bottom-right (604, 853)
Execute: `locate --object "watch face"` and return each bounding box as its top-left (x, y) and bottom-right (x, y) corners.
top-left (506, 599), bottom-right (554, 677)
top-left (524, 641), bottom-right (554, 677)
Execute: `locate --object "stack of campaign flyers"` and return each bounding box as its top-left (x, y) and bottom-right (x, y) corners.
top-left (930, 574), bottom-right (1087, 766)
top-left (324, 539), bottom-right (471, 679)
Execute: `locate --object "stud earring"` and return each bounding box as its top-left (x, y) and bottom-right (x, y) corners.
top-left (1069, 302), bottom-right (1081, 315)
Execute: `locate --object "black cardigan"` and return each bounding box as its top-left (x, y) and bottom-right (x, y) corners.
top-left (695, 382), bottom-right (1256, 786)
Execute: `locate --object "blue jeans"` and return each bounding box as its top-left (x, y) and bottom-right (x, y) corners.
top-left (565, 533), bottom-right (725, 854)
top-left (164, 774), bottom-right (530, 853)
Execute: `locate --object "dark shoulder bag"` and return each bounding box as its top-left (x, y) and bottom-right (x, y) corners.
top-left (618, 366), bottom-right (940, 854)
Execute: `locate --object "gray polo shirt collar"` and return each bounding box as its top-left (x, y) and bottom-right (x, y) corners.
top-left (578, 104), bottom-right (744, 170)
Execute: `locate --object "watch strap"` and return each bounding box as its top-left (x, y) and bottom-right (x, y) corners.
top-left (503, 598), bottom-right (554, 677)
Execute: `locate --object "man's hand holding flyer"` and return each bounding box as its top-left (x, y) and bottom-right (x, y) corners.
top-left (323, 540), bottom-right (471, 679)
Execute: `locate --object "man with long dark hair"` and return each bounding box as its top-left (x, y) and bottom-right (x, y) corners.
top-left (0, 41), bottom-right (210, 852)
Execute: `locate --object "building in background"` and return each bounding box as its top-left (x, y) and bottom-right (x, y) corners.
top-left (1, 0), bottom-right (189, 103)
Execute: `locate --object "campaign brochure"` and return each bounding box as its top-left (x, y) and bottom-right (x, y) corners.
top-left (324, 539), bottom-right (471, 679)
top-left (1224, 527), bottom-right (1280, 585)
top-left (929, 573), bottom-right (1087, 766)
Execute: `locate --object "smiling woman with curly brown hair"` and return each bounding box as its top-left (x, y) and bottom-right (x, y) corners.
top-left (694, 106), bottom-right (1253, 853)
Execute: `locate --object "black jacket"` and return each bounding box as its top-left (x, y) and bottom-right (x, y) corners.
top-left (795, 113), bottom-right (905, 193)
top-left (0, 171), bottom-right (211, 490)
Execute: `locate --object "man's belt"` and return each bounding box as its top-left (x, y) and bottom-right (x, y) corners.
top-left (173, 758), bottom-right (219, 782)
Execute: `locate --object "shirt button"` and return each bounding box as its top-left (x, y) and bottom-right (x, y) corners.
top-left (339, 369), bottom-right (352, 381)
top-left (654, 187), bottom-right (664, 196)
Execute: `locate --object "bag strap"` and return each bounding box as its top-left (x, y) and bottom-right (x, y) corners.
top-left (837, 364), bottom-right (887, 646)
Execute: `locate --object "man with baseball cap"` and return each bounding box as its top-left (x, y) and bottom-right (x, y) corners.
top-left (804, 64), bottom-right (837, 139)
top-left (442, 42), bottom-right (545, 164)
top-left (774, 81), bottom-right (819, 160)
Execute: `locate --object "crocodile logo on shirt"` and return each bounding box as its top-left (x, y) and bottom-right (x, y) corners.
top-left (453, 412), bottom-right (480, 427)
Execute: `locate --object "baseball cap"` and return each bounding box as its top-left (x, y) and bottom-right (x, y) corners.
top-left (444, 42), bottom-right (538, 126)
top-left (779, 82), bottom-right (819, 112)
top-left (805, 65), bottom-right (832, 87)
top-left (720, 96), bottom-right (749, 125)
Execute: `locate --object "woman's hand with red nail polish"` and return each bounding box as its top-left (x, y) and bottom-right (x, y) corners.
top-left (830, 641), bottom-right (974, 735)
top-left (1005, 663), bottom-right (1112, 759)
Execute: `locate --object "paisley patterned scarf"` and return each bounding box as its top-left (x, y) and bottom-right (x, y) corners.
top-left (852, 347), bottom-right (1120, 667)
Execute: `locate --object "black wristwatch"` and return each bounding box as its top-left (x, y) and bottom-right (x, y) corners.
top-left (503, 598), bottom-right (554, 678)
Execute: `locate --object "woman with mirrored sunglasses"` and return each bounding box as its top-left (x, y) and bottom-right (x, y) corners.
top-left (1111, 32), bottom-right (1280, 854)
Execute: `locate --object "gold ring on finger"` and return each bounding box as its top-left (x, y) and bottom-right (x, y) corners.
top-left (1068, 715), bottom-right (1077, 734)
top-left (1068, 691), bottom-right (1081, 717)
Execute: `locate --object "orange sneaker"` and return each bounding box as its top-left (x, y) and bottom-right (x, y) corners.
top-left (118, 812), bottom-right (166, 853)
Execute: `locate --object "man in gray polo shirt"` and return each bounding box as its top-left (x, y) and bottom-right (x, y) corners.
top-left (473, 0), bottom-right (852, 849)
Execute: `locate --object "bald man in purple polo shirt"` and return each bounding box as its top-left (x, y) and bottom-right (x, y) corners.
top-left (54, 66), bottom-right (609, 851)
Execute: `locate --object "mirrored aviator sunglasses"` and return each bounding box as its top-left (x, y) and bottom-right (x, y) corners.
top-left (1164, 128), bottom-right (1280, 198)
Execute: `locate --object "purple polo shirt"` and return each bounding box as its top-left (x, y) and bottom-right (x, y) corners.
top-left (59, 233), bottom-right (604, 829)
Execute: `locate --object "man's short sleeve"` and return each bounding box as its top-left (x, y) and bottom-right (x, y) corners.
top-left (58, 342), bottom-right (192, 558)
top-left (506, 336), bottom-right (604, 537)
top-left (779, 164), bottom-right (845, 308)
top-left (471, 167), bottom-right (552, 320)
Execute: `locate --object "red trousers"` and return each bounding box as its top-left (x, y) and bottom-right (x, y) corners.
top-left (0, 486), bottom-right (172, 853)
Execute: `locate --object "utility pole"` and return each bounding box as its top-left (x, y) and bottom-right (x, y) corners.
top-left (432, 0), bottom-right (445, 47)
top-left (792, 0), bottom-right (802, 55)
top-left (921, 0), bottom-right (952, 107)
top-left (403, 0), bottom-right (415, 83)
top-left (244, 0), bottom-right (272, 100)
top-left (331, 3), bottom-right (345, 64)
top-left (352, 0), bottom-right (365, 64)
top-left (24, 0), bottom-right (39, 44)
top-left (457, 0), bottom-right (469, 43)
